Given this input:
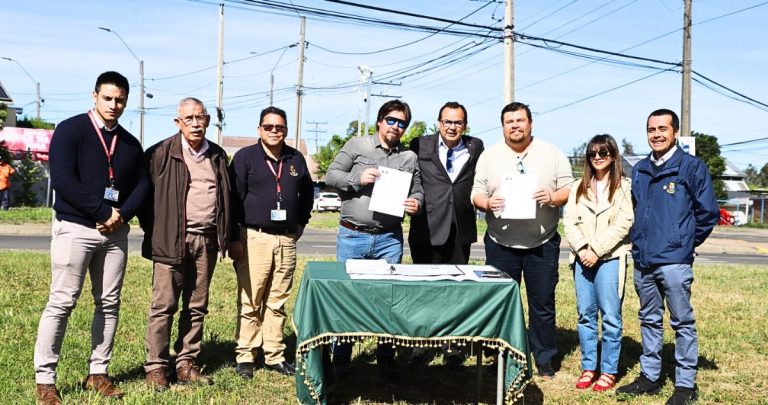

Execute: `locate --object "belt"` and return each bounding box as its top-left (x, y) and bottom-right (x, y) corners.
top-left (246, 225), bottom-right (291, 235)
top-left (339, 219), bottom-right (399, 234)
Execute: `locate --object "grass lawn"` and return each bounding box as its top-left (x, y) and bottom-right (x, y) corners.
top-left (1, 250), bottom-right (766, 404)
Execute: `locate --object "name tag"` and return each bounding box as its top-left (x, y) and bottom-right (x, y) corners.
top-left (271, 209), bottom-right (287, 221)
top-left (104, 187), bottom-right (120, 202)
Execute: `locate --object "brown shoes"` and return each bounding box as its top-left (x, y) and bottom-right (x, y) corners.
top-left (82, 374), bottom-right (124, 398)
top-left (176, 360), bottom-right (211, 385)
top-left (145, 367), bottom-right (170, 392)
top-left (35, 384), bottom-right (62, 405)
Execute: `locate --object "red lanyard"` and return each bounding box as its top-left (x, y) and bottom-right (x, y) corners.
top-left (87, 111), bottom-right (118, 184)
top-left (265, 159), bottom-right (284, 199)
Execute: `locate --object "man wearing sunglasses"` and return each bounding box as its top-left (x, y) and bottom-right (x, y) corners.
top-left (140, 97), bottom-right (232, 391)
top-left (228, 106), bottom-right (314, 379)
top-left (325, 99), bottom-right (424, 380)
top-left (471, 101), bottom-right (573, 380)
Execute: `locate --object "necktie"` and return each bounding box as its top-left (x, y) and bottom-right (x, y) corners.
top-left (446, 148), bottom-right (455, 173)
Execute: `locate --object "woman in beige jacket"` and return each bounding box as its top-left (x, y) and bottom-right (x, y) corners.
top-left (563, 134), bottom-right (633, 392)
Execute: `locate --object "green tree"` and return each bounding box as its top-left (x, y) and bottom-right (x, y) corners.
top-left (759, 163), bottom-right (768, 188)
top-left (15, 115), bottom-right (54, 130)
top-left (621, 138), bottom-right (635, 155)
top-left (399, 121), bottom-right (426, 149)
top-left (744, 164), bottom-right (759, 188)
top-left (313, 133), bottom-right (353, 178)
top-left (12, 149), bottom-right (45, 206)
top-left (692, 131), bottom-right (727, 200)
top-left (0, 102), bottom-right (7, 130)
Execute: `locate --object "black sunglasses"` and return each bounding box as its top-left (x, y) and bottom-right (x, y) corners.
top-left (587, 150), bottom-right (611, 160)
top-left (384, 116), bottom-right (406, 129)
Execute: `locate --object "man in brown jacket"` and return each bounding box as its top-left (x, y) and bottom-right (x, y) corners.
top-left (139, 97), bottom-right (231, 391)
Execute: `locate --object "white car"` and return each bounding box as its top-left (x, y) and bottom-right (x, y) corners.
top-left (313, 192), bottom-right (341, 212)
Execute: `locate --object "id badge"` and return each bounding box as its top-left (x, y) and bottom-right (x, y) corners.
top-left (104, 187), bottom-right (120, 202)
top-left (271, 209), bottom-right (287, 221)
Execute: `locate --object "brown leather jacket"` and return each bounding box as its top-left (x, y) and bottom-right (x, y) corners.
top-left (139, 133), bottom-right (231, 264)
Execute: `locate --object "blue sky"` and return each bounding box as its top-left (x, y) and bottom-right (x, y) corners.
top-left (2, 0), bottom-right (767, 169)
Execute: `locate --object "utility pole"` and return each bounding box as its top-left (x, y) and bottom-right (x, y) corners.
top-left (215, 3), bottom-right (225, 145)
top-left (356, 66), bottom-right (372, 136)
top-left (295, 17), bottom-right (306, 153)
top-left (504, 0), bottom-right (514, 104)
top-left (680, 0), bottom-right (692, 137)
top-left (306, 120), bottom-right (327, 154)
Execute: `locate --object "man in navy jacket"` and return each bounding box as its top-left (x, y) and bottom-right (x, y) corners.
top-left (34, 71), bottom-right (149, 405)
top-left (617, 109), bottom-right (719, 405)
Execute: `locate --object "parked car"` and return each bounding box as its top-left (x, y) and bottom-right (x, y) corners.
top-left (313, 192), bottom-right (341, 212)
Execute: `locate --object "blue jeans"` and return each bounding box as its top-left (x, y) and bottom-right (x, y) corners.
top-left (332, 225), bottom-right (403, 366)
top-left (574, 258), bottom-right (623, 374)
top-left (0, 189), bottom-right (9, 210)
top-left (484, 233), bottom-right (560, 365)
top-left (634, 264), bottom-right (697, 388)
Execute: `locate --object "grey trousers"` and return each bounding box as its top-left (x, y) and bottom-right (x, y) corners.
top-left (144, 233), bottom-right (217, 372)
top-left (34, 219), bottom-right (129, 384)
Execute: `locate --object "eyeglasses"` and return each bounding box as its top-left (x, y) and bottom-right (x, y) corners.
top-left (384, 116), bottom-right (406, 129)
top-left (440, 120), bottom-right (465, 128)
top-left (177, 114), bottom-right (208, 125)
top-left (587, 150), bottom-right (611, 160)
top-left (516, 159), bottom-right (525, 174)
top-left (261, 124), bottom-right (287, 134)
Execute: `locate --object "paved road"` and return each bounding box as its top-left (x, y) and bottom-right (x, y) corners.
top-left (2, 228), bottom-right (764, 265)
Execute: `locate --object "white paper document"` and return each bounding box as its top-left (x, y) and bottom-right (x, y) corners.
top-left (344, 261), bottom-right (514, 282)
top-left (368, 166), bottom-right (412, 217)
top-left (345, 259), bottom-right (393, 275)
top-left (499, 174), bottom-right (537, 219)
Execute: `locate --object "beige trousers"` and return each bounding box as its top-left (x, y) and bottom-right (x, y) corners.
top-left (34, 219), bottom-right (129, 383)
top-left (234, 228), bottom-right (296, 365)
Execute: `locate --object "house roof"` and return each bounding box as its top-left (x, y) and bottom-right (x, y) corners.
top-left (0, 81), bottom-right (13, 103)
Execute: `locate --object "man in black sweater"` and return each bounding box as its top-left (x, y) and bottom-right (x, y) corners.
top-left (34, 71), bottom-right (149, 405)
top-left (228, 106), bottom-right (314, 378)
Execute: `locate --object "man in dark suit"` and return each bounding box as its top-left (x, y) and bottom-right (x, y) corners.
top-left (407, 102), bottom-right (484, 371)
top-left (409, 101), bottom-right (484, 265)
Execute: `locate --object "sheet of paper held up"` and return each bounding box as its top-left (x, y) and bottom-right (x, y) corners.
top-left (499, 174), bottom-right (537, 219)
top-left (368, 166), bottom-right (412, 217)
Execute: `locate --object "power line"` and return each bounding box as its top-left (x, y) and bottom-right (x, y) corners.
top-left (536, 68), bottom-right (675, 116)
top-left (306, 1), bottom-right (492, 55)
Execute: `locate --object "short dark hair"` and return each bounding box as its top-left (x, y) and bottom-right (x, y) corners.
top-left (376, 100), bottom-right (411, 128)
top-left (647, 108), bottom-right (679, 131)
top-left (94, 71), bottom-right (130, 95)
top-left (260, 106), bottom-right (287, 125)
top-left (438, 101), bottom-right (467, 123)
top-left (500, 102), bottom-right (532, 123)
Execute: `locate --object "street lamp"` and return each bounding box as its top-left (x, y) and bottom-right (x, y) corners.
top-left (1, 56), bottom-right (41, 120)
top-left (98, 26), bottom-right (147, 146)
top-left (251, 44), bottom-right (298, 106)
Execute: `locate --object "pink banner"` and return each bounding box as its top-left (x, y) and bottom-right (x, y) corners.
top-left (0, 127), bottom-right (53, 161)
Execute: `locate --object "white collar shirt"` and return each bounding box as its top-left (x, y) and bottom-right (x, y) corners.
top-left (438, 137), bottom-right (469, 183)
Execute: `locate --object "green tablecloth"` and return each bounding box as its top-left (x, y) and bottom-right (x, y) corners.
top-left (292, 262), bottom-right (532, 404)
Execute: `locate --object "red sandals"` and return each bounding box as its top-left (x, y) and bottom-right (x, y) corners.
top-left (575, 370), bottom-right (595, 389)
top-left (592, 373), bottom-right (616, 392)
